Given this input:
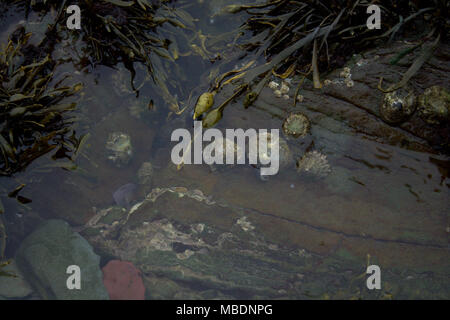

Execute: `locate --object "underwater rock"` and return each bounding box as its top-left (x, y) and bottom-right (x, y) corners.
top-left (15, 219), bottom-right (109, 300)
top-left (113, 183), bottom-right (137, 209)
top-left (418, 85), bottom-right (450, 125)
top-left (111, 65), bottom-right (144, 97)
top-left (105, 132), bottom-right (133, 167)
top-left (81, 186), bottom-right (450, 299)
top-left (102, 260), bottom-right (145, 300)
top-left (0, 260), bottom-right (33, 299)
top-left (380, 87), bottom-right (416, 125)
top-left (296, 151), bottom-right (331, 178)
top-left (311, 41), bottom-right (449, 153)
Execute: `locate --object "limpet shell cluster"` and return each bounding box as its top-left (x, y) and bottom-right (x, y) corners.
top-left (269, 79), bottom-right (291, 100)
top-left (324, 66), bottom-right (354, 87)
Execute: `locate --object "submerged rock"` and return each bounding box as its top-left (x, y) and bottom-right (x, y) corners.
top-left (0, 260), bottom-right (33, 299)
top-left (81, 186), bottom-right (450, 299)
top-left (83, 190), bottom-right (315, 299)
top-left (16, 219), bottom-right (109, 300)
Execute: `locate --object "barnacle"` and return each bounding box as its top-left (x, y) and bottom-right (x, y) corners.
top-left (296, 151), bottom-right (331, 178)
top-left (380, 87), bottom-right (416, 124)
top-left (282, 113), bottom-right (310, 138)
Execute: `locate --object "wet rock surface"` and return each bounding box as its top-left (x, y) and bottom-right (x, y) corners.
top-left (82, 185), bottom-right (449, 299)
top-left (114, 40), bottom-right (450, 299)
top-left (0, 260), bottom-right (33, 299)
top-left (314, 42), bottom-right (450, 153)
top-left (3, 35), bottom-right (447, 299)
top-left (16, 219), bottom-right (109, 300)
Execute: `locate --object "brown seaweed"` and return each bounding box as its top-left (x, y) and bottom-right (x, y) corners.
top-left (0, 32), bottom-right (82, 176)
top-left (197, 0), bottom-right (446, 127)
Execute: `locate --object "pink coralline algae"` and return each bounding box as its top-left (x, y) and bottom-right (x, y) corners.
top-left (102, 260), bottom-right (145, 300)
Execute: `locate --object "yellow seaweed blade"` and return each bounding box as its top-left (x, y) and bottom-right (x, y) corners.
top-left (193, 92), bottom-right (214, 119)
top-left (312, 40), bottom-right (322, 89)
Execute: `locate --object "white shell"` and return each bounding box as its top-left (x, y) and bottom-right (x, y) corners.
top-left (340, 70), bottom-right (350, 78)
top-left (345, 79), bottom-right (354, 87)
top-left (268, 81), bottom-right (279, 89)
top-left (274, 89), bottom-right (282, 97)
top-left (280, 83), bottom-right (290, 94)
